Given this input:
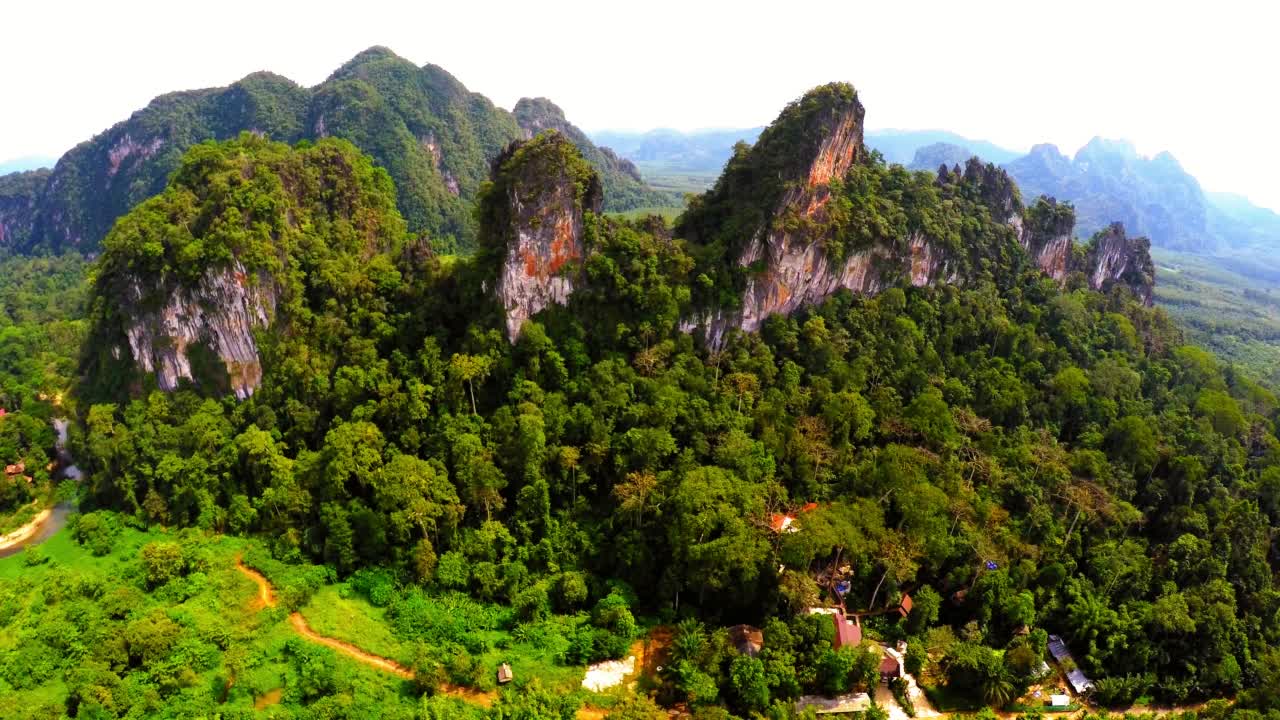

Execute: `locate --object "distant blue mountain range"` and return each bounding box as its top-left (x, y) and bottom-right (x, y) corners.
top-left (0, 156), bottom-right (57, 175)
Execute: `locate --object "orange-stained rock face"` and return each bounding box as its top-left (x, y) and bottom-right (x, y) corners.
top-left (807, 113), bottom-right (862, 187)
top-left (494, 135), bottom-right (603, 342)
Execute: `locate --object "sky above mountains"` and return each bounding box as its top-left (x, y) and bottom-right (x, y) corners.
top-left (5, 0), bottom-right (1277, 210)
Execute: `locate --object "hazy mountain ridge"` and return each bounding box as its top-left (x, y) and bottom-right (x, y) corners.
top-left (899, 137), bottom-right (1279, 256)
top-left (588, 127), bottom-right (765, 173)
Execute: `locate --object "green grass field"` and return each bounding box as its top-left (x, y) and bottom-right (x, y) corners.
top-left (0, 519), bottom-right (628, 717)
top-left (1152, 248), bottom-right (1280, 386)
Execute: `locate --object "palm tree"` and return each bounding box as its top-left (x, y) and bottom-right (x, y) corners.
top-left (980, 667), bottom-right (1016, 708)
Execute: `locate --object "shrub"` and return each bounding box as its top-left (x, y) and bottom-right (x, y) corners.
top-left (435, 551), bottom-right (469, 589)
top-left (140, 541), bottom-right (186, 587)
top-left (70, 511), bottom-right (118, 556)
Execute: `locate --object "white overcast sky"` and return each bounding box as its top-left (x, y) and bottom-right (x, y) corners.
top-left (4, 0), bottom-right (1277, 209)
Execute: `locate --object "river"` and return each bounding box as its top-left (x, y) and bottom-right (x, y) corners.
top-left (0, 418), bottom-right (81, 559)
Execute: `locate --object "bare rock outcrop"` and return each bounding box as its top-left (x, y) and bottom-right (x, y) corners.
top-left (1017, 196), bottom-right (1075, 280)
top-left (485, 132), bottom-right (603, 341)
top-left (83, 135), bottom-right (406, 403)
top-left (677, 84), bottom-right (1153, 348)
top-left (123, 262), bottom-right (276, 399)
top-left (1084, 222), bottom-right (1155, 305)
top-left (679, 85), bottom-right (991, 346)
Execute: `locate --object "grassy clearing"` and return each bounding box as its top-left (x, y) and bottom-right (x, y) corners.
top-left (0, 519), bottom-right (639, 717)
top-left (299, 585), bottom-right (411, 665)
top-left (609, 205), bottom-right (685, 222)
top-left (0, 523), bottom-right (415, 718)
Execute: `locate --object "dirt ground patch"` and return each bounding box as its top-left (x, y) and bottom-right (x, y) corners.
top-left (254, 687), bottom-right (284, 710)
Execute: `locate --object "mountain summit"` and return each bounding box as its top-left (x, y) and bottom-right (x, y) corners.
top-left (0, 47), bottom-right (667, 255)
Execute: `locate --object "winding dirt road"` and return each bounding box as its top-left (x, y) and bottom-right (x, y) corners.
top-left (235, 560), bottom-right (415, 678)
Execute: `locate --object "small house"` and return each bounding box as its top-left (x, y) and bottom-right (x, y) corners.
top-left (1048, 694), bottom-right (1071, 708)
top-left (497, 663), bottom-right (513, 684)
top-left (832, 611), bottom-right (862, 649)
top-left (879, 656), bottom-right (901, 683)
top-left (897, 594), bottom-right (913, 618)
top-left (769, 513), bottom-right (799, 533)
top-left (1048, 634), bottom-right (1094, 694)
top-left (768, 502), bottom-right (819, 533)
top-left (728, 624), bottom-right (764, 657)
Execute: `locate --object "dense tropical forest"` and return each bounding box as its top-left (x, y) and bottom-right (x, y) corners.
top-left (2, 81), bottom-right (1280, 720)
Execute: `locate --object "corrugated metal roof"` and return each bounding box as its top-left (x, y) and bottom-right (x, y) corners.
top-left (1047, 634), bottom-right (1094, 693)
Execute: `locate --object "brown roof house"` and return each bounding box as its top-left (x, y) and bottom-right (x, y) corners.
top-left (497, 663), bottom-right (513, 684)
top-left (728, 624), bottom-right (764, 657)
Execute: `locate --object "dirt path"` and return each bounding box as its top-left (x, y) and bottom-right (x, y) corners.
top-left (234, 559), bottom-right (511, 709)
top-left (235, 559), bottom-right (413, 678)
top-left (288, 612), bottom-right (415, 678)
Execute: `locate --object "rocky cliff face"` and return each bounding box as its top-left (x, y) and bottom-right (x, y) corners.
top-left (122, 262), bottom-right (276, 399)
top-left (483, 132), bottom-right (603, 341)
top-left (676, 86), bottom-right (1159, 348)
top-left (1017, 196), bottom-right (1075, 280)
top-left (1084, 222), bottom-right (1156, 305)
top-left (680, 86), bottom-right (1081, 347)
top-left (678, 84), bottom-right (868, 344)
top-left (84, 136), bottom-right (406, 402)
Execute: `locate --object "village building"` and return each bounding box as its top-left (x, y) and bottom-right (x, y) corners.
top-left (896, 593), bottom-right (913, 618)
top-left (1047, 634), bottom-right (1094, 694)
top-left (769, 502), bottom-right (819, 533)
top-left (497, 663), bottom-right (513, 684)
top-left (831, 610), bottom-right (862, 649)
top-left (728, 624), bottom-right (764, 657)
top-left (879, 655), bottom-right (901, 683)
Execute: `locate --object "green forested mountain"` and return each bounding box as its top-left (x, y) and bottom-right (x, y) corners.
top-left (0, 169), bottom-right (49, 250)
top-left (1, 47), bottom-right (667, 256)
top-left (12, 81), bottom-right (1272, 720)
top-left (513, 97), bottom-right (679, 212)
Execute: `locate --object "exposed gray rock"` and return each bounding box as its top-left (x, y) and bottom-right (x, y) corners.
top-left (1085, 222), bottom-right (1155, 305)
top-left (124, 261), bottom-right (276, 398)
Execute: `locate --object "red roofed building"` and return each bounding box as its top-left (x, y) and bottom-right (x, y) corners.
top-left (880, 656), bottom-right (902, 683)
top-left (769, 503), bottom-right (819, 534)
top-left (832, 611), bottom-right (862, 649)
top-left (897, 593), bottom-right (913, 618)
